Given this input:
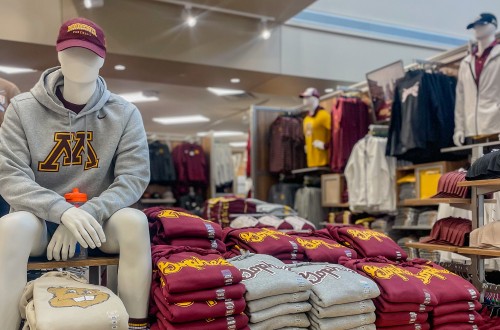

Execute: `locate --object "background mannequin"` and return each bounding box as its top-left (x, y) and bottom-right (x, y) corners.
top-left (300, 87), bottom-right (331, 167)
top-left (0, 18), bottom-right (151, 330)
top-left (454, 13), bottom-right (500, 146)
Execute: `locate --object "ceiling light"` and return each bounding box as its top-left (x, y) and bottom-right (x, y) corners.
top-left (197, 131), bottom-right (245, 137)
top-left (230, 78), bottom-right (240, 84)
top-left (325, 88), bottom-right (334, 93)
top-left (0, 65), bottom-right (36, 74)
top-left (118, 91), bottom-right (159, 103)
top-left (230, 142), bottom-right (248, 148)
top-left (184, 5), bottom-right (197, 27)
top-left (114, 64), bottom-right (126, 71)
top-left (207, 87), bottom-right (245, 96)
top-left (261, 19), bottom-right (271, 40)
top-left (153, 115), bottom-right (210, 125)
top-left (83, 0), bottom-right (104, 9)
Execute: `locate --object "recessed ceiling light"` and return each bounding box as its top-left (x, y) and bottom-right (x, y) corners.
top-left (197, 131), bottom-right (245, 137)
top-left (114, 64), bottom-right (126, 71)
top-left (118, 91), bottom-right (159, 103)
top-left (261, 19), bottom-right (271, 40)
top-left (325, 88), bottom-right (334, 93)
top-left (207, 87), bottom-right (245, 96)
top-left (83, 0), bottom-right (104, 9)
top-left (153, 115), bottom-right (210, 125)
top-left (230, 78), bottom-right (240, 84)
top-left (0, 65), bottom-right (36, 74)
top-left (229, 142), bottom-right (247, 148)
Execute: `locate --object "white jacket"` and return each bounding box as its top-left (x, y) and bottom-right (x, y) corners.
top-left (455, 45), bottom-right (500, 137)
top-left (345, 136), bottom-right (396, 214)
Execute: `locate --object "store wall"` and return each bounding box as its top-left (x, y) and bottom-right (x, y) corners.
top-left (280, 25), bottom-right (440, 82)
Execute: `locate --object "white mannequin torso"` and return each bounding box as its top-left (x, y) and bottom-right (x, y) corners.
top-left (57, 47), bottom-right (104, 105)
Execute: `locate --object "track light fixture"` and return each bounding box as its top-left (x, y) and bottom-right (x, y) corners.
top-left (261, 19), bottom-right (271, 40)
top-left (184, 5), bottom-right (197, 27)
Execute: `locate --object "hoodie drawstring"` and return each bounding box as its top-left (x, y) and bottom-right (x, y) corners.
top-left (69, 112), bottom-right (73, 167)
top-left (84, 114), bottom-right (88, 166)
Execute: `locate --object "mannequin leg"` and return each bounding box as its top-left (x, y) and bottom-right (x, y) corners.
top-left (0, 212), bottom-right (48, 330)
top-left (99, 208), bottom-right (152, 319)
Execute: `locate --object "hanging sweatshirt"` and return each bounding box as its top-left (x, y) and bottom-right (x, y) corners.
top-left (0, 67), bottom-right (150, 224)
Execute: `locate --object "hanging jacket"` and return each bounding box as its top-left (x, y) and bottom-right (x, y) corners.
top-left (455, 44), bottom-right (500, 137)
top-left (345, 136), bottom-right (396, 214)
top-left (0, 67), bottom-right (150, 224)
top-left (149, 141), bottom-right (176, 184)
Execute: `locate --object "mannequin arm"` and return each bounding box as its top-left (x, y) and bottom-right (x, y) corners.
top-left (79, 107), bottom-right (150, 224)
top-left (454, 65), bottom-right (466, 141)
top-left (0, 104), bottom-right (74, 223)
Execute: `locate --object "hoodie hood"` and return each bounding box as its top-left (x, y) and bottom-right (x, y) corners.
top-left (30, 67), bottom-right (111, 117)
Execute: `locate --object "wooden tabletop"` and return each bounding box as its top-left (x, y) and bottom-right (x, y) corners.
top-left (28, 257), bottom-right (119, 270)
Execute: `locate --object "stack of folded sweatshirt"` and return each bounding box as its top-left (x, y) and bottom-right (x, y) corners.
top-left (145, 206), bottom-right (226, 253)
top-left (150, 245), bottom-right (249, 330)
top-left (203, 197), bottom-right (257, 227)
top-left (430, 301), bottom-right (482, 330)
top-left (229, 253), bottom-right (313, 330)
top-left (340, 257), bottom-right (482, 330)
top-left (286, 263), bottom-right (380, 330)
top-left (328, 225), bottom-right (408, 261)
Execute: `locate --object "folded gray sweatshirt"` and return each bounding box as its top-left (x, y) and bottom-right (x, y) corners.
top-left (229, 254), bottom-right (312, 301)
top-left (310, 299), bottom-right (375, 318)
top-left (286, 263), bottom-right (380, 307)
top-left (308, 312), bottom-right (376, 330)
top-left (248, 313), bottom-right (310, 330)
top-left (249, 301), bottom-right (312, 323)
top-left (246, 291), bottom-right (311, 313)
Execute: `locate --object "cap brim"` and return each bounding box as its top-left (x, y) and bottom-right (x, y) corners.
top-left (56, 39), bottom-right (106, 58)
top-left (467, 20), bottom-right (488, 29)
top-left (299, 93), bottom-right (309, 98)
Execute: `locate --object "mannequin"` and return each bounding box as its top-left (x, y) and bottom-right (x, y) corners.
top-left (300, 87), bottom-right (331, 167)
top-left (0, 18), bottom-right (151, 330)
top-left (454, 13), bottom-right (500, 146)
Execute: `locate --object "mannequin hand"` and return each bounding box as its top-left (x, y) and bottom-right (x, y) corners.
top-left (453, 131), bottom-right (465, 146)
top-left (47, 224), bottom-right (77, 261)
top-left (60, 207), bottom-right (106, 249)
top-left (312, 140), bottom-right (325, 150)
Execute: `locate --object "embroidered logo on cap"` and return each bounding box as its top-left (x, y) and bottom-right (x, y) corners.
top-left (67, 23), bottom-right (97, 37)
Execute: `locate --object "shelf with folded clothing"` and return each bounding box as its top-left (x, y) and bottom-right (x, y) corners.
top-left (291, 166), bottom-right (331, 175)
top-left (405, 242), bottom-right (460, 253)
top-left (457, 179), bottom-right (500, 195)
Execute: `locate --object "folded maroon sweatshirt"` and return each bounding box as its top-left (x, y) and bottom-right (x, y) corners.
top-left (223, 228), bottom-right (306, 260)
top-left (433, 323), bottom-right (480, 330)
top-left (287, 232), bottom-right (357, 263)
top-left (433, 301), bottom-right (481, 316)
top-left (162, 283), bottom-right (246, 304)
top-left (328, 225), bottom-right (407, 260)
top-left (374, 297), bottom-right (433, 313)
top-left (168, 238), bottom-right (226, 254)
top-left (152, 245), bottom-right (242, 293)
top-left (432, 311), bottom-right (482, 326)
top-left (148, 207), bottom-right (223, 241)
top-left (156, 312), bottom-right (249, 330)
top-left (341, 257), bottom-right (479, 305)
top-left (154, 287), bottom-right (246, 323)
top-left (377, 323), bottom-right (430, 330)
top-left (375, 311), bottom-right (428, 327)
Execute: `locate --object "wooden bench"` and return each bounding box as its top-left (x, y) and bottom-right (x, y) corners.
top-left (28, 256), bottom-right (119, 288)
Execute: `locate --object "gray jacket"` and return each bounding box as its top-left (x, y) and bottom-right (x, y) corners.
top-left (455, 45), bottom-right (500, 137)
top-left (0, 67), bottom-right (150, 224)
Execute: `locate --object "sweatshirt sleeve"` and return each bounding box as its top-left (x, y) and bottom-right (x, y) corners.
top-left (0, 103), bottom-right (74, 223)
top-left (79, 107), bottom-right (150, 224)
top-left (454, 63), bottom-right (466, 135)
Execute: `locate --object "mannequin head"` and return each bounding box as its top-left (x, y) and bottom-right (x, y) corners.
top-left (474, 23), bottom-right (496, 41)
top-left (302, 96), bottom-right (319, 112)
top-left (58, 47), bottom-right (104, 84)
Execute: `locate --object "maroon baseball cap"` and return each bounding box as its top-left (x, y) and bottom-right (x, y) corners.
top-left (56, 18), bottom-right (106, 58)
top-left (299, 87), bottom-right (320, 99)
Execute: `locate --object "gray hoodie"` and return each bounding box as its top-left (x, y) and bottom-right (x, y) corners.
top-left (0, 67), bottom-right (150, 224)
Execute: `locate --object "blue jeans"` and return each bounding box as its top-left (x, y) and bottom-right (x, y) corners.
top-left (0, 195), bottom-right (9, 217)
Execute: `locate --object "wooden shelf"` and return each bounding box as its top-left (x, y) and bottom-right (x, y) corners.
top-left (392, 225), bottom-right (433, 230)
top-left (406, 242), bottom-right (500, 257)
top-left (457, 179), bottom-right (500, 188)
top-left (405, 242), bottom-right (458, 252)
top-left (291, 167), bottom-right (330, 175)
top-left (324, 202), bottom-right (349, 208)
top-left (140, 198), bottom-right (176, 204)
top-left (399, 198), bottom-right (495, 207)
top-left (28, 257), bottom-right (119, 270)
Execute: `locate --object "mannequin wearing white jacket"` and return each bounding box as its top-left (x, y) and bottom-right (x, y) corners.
top-left (454, 14), bottom-right (500, 146)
